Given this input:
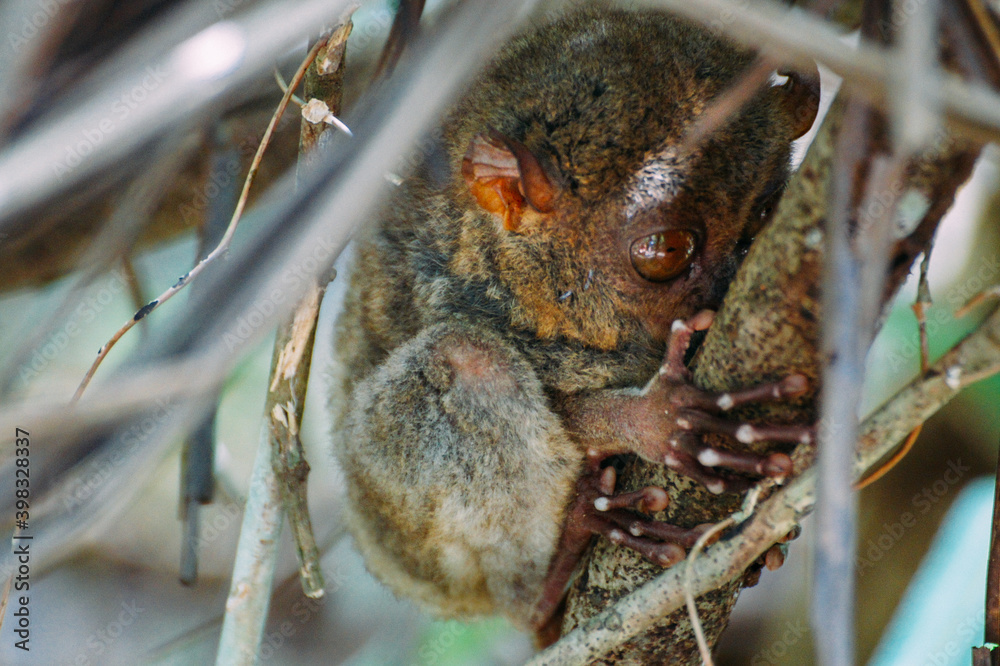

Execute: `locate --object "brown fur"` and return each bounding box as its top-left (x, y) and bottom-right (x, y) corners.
top-left (329, 6), bottom-right (809, 630)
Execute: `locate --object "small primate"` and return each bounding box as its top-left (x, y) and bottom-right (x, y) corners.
top-left (329, 6), bottom-right (818, 640)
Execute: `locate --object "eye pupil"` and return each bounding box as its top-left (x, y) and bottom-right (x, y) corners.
top-left (629, 230), bottom-right (697, 283)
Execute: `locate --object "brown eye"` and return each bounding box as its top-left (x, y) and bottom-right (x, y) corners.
top-left (629, 230), bottom-right (697, 282)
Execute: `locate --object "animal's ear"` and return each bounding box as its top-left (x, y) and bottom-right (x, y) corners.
top-left (770, 64), bottom-right (821, 140)
top-left (461, 129), bottom-right (559, 233)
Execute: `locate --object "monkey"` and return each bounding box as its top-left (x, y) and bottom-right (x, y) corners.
top-left (328, 5), bottom-right (819, 641)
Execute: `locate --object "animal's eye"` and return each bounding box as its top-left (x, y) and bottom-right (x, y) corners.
top-left (629, 230), bottom-right (697, 283)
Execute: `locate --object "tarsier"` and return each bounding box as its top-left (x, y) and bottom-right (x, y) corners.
top-left (329, 6), bottom-right (819, 642)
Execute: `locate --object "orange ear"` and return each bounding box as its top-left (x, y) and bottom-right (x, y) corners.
top-left (461, 129), bottom-right (558, 233)
top-left (773, 65), bottom-right (821, 140)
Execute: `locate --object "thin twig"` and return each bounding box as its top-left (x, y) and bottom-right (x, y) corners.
top-left (682, 483), bottom-right (768, 665)
top-left (274, 68), bottom-right (305, 107)
top-left (685, 518), bottom-right (734, 666)
top-left (854, 243), bottom-right (940, 491)
top-left (812, 95), bottom-right (869, 666)
top-left (957, 285), bottom-right (1000, 317)
top-left (955, 359), bottom-right (1000, 388)
top-left (848, 154), bottom-right (924, 492)
top-left (267, 282), bottom-right (329, 598)
top-left (216, 21), bottom-right (350, 659)
top-left (71, 36), bottom-right (329, 403)
top-left (914, 244), bottom-right (935, 374)
top-left (0, 129), bottom-right (199, 397)
top-left (965, 0), bottom-right (1000, 65)
top-left (265, 16), bottom-right (352, 598)
top-left (637, 0), bottom-right (1000, 144)
top-left (678, 55), bottom-right (778, 156)
top-left (984, 426), bottom-right (1000, 647)
top-left (212, 33), bottom-right (339, 664)
top-left (215, 429), bottom-right (285, 666)
top-left (853, 425), bottom-right (922, 490)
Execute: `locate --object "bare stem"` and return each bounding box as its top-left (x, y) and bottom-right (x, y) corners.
top-left (267, 282), bottom-right (328, 598)
top-left (71, 36), bottom-right (329, 403)
top-left (213, 32), bottom-right (340, 663)
top-left (265, 13), bottom-right (353, 598)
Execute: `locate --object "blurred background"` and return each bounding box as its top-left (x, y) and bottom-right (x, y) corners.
top-left (0, 0), bottom-right (997, 664)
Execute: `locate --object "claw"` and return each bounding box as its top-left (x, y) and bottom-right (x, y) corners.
top-left (765, 543), bottom-right (787, 571)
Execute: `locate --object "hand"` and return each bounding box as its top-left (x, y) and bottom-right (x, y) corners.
top-left (637, 310), bottom-right (811, 495)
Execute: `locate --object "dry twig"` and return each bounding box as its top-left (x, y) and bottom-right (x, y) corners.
top-left (71, 37), bottom-right (329, 403)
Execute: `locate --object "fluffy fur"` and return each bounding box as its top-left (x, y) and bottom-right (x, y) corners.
top-left (329, 6), bottom-right (805, 628)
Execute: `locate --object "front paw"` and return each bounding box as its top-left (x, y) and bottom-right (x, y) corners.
top-left (569, 456), bottom-right (710, 568)
top-left (641, 311), bottom-right (813, 494)
top-left (529, 455), bottom-right (710, 634)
